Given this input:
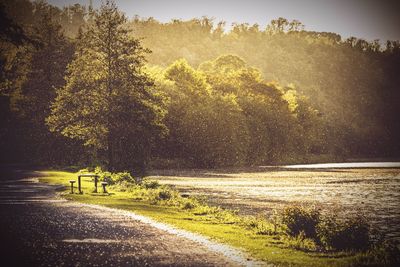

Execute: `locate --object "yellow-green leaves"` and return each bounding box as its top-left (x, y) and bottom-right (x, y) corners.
top-left (47, 1), bottom-right (167, 171)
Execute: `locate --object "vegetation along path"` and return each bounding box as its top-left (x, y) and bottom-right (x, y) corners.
top-left (0, 168), bottom-right (262, 266)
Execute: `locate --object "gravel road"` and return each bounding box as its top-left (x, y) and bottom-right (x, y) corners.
top-left (0, 168), bottom-right (244, 267)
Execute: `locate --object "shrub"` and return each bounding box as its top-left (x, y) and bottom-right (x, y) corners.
top-left (351, 240), bottom-right (400, 267)
top-left (317, 215), bottom-right (370, 251)
top-left (94, 167), bottom-right (136, 185)
top-left (112, 171), bottom-right (135, 184)
top-left (281, 205), bottom-right (320, 240)
top-left (146, 187), bottom-right (175, 204)
top-left (94, 167), bottom-right (113, 184)
top-left (157, 188), bottom-right (172, 200)
top-left (142, 179), bottom-right (160, 189)
top-left (181, 198), bottom-right (198, 210)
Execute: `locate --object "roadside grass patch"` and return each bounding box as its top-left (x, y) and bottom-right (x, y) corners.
top-left (39, 169), bottom-right (399, 267)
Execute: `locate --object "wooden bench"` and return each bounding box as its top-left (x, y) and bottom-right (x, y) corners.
top-left (69, 180), bottom-right (76, 194)
top-left (101, 182), bottom-right (108, 193)
top-left (77, 173), bottom-right (100, 194)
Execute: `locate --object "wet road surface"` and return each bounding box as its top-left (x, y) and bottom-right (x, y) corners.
top-left (0, 169), bottom-right (241, 266)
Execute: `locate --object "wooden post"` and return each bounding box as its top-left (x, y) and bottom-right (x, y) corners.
top-left (94, 175), bottom-right (98, 193)
top-left (101, 182), bottom-right (108, 193)
top-left (78, 175), bottom-right (82, 194)
top-left (69, 180), bottom-right (75, 194)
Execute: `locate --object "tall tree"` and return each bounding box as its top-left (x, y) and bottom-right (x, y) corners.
top-left (164, 59), bottom-right (249, 167)
top-left (47, 1), bottom-right (166, 172)
top-left (1, 1), bottom-right (79, 164)
top-left (15, 7), bottom-right (71, 123)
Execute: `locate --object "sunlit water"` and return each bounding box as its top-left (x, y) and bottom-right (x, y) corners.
top-left (151, 165), bottom-right (400, 242)
top-left (280, 162), bottom-right (400, 169)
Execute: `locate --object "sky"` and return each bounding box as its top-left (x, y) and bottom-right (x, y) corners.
top-left (47, 0), bottom-right (400, 41)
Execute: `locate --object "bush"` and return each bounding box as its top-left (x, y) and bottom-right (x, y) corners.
top-left (351, 240), bottom-right (400, 267)
top-left (112, 171), bottom-right (135, 184)
top-left (142, 179), bottom-right (160, 189)
top-left (94, 167), bottom-right (136, 185)
top-left (157, 188), bottom-right (172, 200)
top-left (181, 198), bottom-right (198, 210)
top-left (146, 187), bottom-right (175, 204)
top-left (281, 205), bottom-right (320, 240)
top-left (317, 215), bottom-right (370, 251)
top-left (94, 167), bottom-right (113, 184)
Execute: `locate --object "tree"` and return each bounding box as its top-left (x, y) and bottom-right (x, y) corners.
top-left (15, 7), bottom-right (72, 124)
top-left (0, 1), bottom-right (81, 164)
top-left (0, 0), bottom-right (34, 96)
top-left (163, 59), bottom-right (249, 167)
top-left (199, 55), bottom-right (302, 164)
top-left (47, 1), bottom-right (166, 172)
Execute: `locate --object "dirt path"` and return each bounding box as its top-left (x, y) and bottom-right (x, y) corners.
top-left (0, 169), bottom-right (262, 266)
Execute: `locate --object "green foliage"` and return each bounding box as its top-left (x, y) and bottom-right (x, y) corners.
top-left (155, 187), bottom-right (173, 201)
top-left (352, 241), bottom-right (400, 267)
top-left (2, 0), bottom-right (400, 168)
top-left (0, 0), bottom-right (85, 165)
top-left (282, 231), bottom-right (318, 252)
top-left (317, 215), bottom-right (371, 251)
top-left (180, 198), bottom-right (198, 210)
top-left (112, 172), bottom-right (136, 184)
top-left (129, 16), bottom-right (400, 158)
top-left (94, 166), bottom-right (136, 185)
top-left (162, 58), bottom-right (249, 167)
top-left (243, 216), bottom-right (276, 235)
top-left (141, 179), bottom-right (160, 189)
top-left (281, 205), bottom-right (321, 240)
top-left (46, 1), bottom-right (167, 171)
top-left (281, 204), bottom-right (372, 251)
top-left (156, 55), bottom-right (318, 167)
top-left (105, 173), bottom-right (239, 224)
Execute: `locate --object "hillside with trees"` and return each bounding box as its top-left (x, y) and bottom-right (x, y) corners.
top-left (130, 16), bottom-right (400, 160)
top-left (1, 0), bottom-right (399, 172)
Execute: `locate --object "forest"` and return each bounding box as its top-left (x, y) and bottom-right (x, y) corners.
top-left (1, 0), bottom-right (400, 173)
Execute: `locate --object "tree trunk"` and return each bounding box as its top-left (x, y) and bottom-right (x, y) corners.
top-left (107, 20), bottom-right (113, 171)
top-left (107, 131), bottom-right (114, 171)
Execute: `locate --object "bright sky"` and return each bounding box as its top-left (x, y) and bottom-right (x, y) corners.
top-left (48, 0), bottom-right (400, 41)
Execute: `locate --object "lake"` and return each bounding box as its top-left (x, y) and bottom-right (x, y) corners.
top-left (149, 164), bottom-right (400, 242)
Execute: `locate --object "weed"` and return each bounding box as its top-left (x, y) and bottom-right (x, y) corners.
top-left (352, 240), bottom-right (400, 266)
top-left (282, 231), bottom-right (318, 251)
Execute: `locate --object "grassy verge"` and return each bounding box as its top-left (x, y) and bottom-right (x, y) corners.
top-left (38, 170), bottom-right (396, 267)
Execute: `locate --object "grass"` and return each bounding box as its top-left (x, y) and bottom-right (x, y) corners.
top-left (38, 170), bottom-right (395, 267)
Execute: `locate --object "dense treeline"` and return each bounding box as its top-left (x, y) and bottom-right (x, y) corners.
top-left (1, 0), bottom-right (399, 172)
top-left (130, 16), bottom-right (400, 159)
top-left (1, 0), bottom-right (85, 165)
top-left (149, 56), bottom-right (323, 167)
